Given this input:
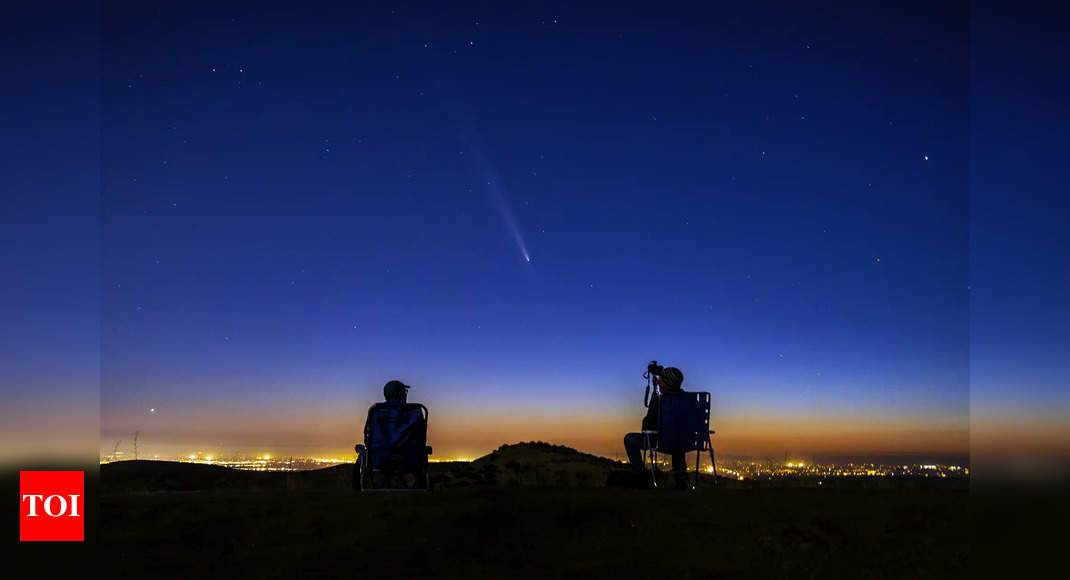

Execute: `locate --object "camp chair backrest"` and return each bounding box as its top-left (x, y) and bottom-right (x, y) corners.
top-left (656, 391), bottom-right (712, 453)
top-left (365, 402), bottom-right (428, 470)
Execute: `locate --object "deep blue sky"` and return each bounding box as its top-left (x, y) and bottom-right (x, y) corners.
top-left (91, 1), bottom-right (971, 458)
top-left (12, 1), bottom-right (1063, 462)
top-left (1, 1), bottom-right (100, 462)
top-left (971, 5), bottom-right (1070, 421)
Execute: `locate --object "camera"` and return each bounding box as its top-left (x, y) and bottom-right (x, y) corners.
top-left (643, 360), bottom-right (663, 407)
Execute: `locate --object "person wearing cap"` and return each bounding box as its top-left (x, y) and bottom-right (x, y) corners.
top-left (354, 379), bottom-right (412, 476)
top-left (624, 366), bottom-right (689, 489)
top-left (382, 379), bottom-right (410, 403)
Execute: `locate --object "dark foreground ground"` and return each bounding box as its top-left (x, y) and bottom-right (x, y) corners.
top-left (99, 460), bottom-right (968, 579)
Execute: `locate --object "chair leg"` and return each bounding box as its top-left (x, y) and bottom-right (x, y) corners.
top-left (358, 455), bottom-right (365, 492)
top-left (643, 432), bottom-right (658, 489)
top-left (708, 444), bottom-right (717, 486)
top-left (694, 449), bottom-right (701, 490)
top-left (650, 453), bottom-right (658, 489)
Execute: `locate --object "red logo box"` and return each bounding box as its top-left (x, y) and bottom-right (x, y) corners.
top-left (20, 471), bottom-right (84, 541)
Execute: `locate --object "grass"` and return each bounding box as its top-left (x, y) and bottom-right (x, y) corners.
top-left (100, 482), bottom-right (967, 578)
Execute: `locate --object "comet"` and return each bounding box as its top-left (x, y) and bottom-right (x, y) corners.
top-left (453, 121), bottom-right (533, 263)
top-left (486, 179), bottom-right (531, 264)
top-left (468, 144), bottom-right (532, 263)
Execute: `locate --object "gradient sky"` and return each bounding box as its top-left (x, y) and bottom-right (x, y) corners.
top-left (1, 2), bottom-right (100, 463)
top-left (19, 2), bottom-right (1053, 464)
top-left (93, 1), bottom-right (973, 461)
top-left (969, 4), bottom-right (1070, 469)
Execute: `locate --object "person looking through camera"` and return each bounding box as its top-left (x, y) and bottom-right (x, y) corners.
top-left (623, 364), bottom-right (688, 489)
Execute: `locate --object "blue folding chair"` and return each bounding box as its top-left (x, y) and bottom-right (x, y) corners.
top-left (641, 391), bottom-right (717, 489)
top-left (354, 402), bottom-right (432, 491)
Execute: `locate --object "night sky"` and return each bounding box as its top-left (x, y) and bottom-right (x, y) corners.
top-left (95, 1), bottom-right (974, 460)
top-left (11, 1), bottom-right (1021, 463)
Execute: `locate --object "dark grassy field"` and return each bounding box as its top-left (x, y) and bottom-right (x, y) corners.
top-left (99, 447), bottom-right (968, 579)
top-left (101, 485), bottom-right (967, 579)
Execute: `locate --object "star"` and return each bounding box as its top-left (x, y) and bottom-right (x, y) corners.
top-left (923, 155), bottom-right (929, 161)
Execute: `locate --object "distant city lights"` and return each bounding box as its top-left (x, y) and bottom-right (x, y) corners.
top-left (99, 451), bottom-right (967, 480)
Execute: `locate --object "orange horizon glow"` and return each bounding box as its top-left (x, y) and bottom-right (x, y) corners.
top-left (100, 408), bottom-right (970, 461)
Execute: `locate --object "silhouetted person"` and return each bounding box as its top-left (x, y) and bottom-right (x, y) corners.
top-left (381, 379), bottom-right (409, 404)
top-left (354, 379), bottom-right (411, 484)
top-left (624, 366), bottom-right (688, 489)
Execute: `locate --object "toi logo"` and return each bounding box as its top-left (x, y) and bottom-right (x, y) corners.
top-left (20, 471), bottom-right (84, 541)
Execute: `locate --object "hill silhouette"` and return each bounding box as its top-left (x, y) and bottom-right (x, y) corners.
top-left (443, 441), bottom-right (628, 487)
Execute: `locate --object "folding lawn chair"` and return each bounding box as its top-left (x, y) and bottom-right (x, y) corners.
top-left (354, 402), bottom-right (432, 491)
top-left (641, 391), bottom-right (717, 489)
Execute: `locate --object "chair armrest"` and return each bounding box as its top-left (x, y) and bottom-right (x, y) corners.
top-left (426, 446), bottom-right (433, 455)
top-left (354, 444), bottom-right (366, 454)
